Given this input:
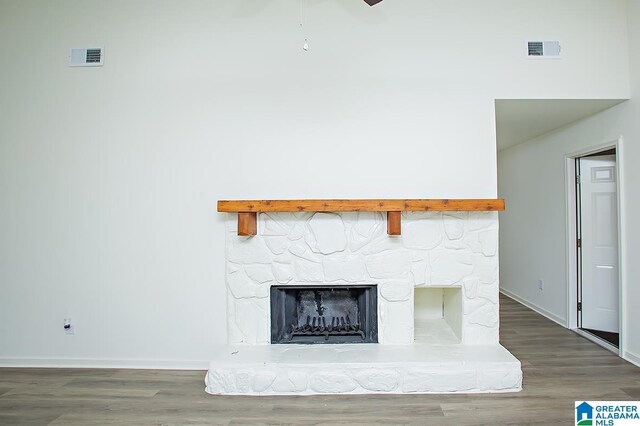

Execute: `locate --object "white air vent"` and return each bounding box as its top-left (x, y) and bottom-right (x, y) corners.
top-left (69, 47), bottom-right (104, 67)
top-left (527, 41), bottom-right (561, 58)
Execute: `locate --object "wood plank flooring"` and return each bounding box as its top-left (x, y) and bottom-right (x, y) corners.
top-left (1, 295), bottom-right (639, 425)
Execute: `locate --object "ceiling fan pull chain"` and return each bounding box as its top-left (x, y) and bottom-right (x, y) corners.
top-left (300, 0), bottom-right (309, 52)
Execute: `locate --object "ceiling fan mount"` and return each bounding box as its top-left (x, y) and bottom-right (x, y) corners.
top-left (364, 0), bottom-right (384, 5)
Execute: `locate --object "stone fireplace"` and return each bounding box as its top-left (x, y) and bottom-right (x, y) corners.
top-left (205, 206), bottom-right (522, 395)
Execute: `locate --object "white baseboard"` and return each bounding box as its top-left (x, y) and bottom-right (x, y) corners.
top-left (0, 358), bottom-right (208, 370)
top-left (500, 288), bottom-right (567, 327)
top-left (623, 350), bottom-right (640, 368)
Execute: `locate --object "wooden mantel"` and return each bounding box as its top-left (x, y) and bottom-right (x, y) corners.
top-left (218, 199), bottom-right (505, 236)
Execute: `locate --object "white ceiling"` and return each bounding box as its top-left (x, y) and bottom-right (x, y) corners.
top-left (495, 99), bottom-right (626, 151)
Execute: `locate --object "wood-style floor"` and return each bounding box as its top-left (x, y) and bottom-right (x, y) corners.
top-left (1, 295), bottom-right (639, 425)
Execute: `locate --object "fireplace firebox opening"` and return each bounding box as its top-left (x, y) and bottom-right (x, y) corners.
top-left (270, 285), bottom-right (378, 344)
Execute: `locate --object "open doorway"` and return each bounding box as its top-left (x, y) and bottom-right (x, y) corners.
top-left (573, 147), bottom-right (620, 349)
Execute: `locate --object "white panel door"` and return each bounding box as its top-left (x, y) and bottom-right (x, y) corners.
top-left (579, 155), bottom-right (619, 333)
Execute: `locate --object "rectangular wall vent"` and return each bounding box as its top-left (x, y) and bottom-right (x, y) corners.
top-left (527, 41), bottom-right (561, 58)
top-left (69, 47), bottom-right (104, 67)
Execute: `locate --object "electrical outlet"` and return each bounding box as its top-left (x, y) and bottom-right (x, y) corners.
top-left (538, 279), bottom-right (544, 290)
top-left (63, 318), bottom-right (75, 335)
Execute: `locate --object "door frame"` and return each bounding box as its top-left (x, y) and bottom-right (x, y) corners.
top-left (564, 137), bottom-right (626, 355)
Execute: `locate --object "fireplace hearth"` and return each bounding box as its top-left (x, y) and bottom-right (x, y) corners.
top-left (270, 285), bottom-right (378, 344)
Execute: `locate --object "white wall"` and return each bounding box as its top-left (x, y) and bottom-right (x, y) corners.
top-left (499, 0), bottom-right (640, 366)
top-left (0, 0), bottom-right (631, 367)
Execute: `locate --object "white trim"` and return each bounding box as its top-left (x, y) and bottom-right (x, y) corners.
top-left (500, 289), bottom-right (566, 327)
top-left (0, 358), bottom-right (208, 370)
top-left (623, 350), bottom-right (640, 368)
top-left (564, 139), bottom-right (621, 159)
top-left (572, 328), bottom-right (619, 355)
top-left (616, 136), bottom-right (628, 359)
top-left (564, 157), bottom-right (578, 329)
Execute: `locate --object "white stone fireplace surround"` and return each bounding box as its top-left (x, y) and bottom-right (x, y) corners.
top-left (205, 211), bottom-right (522, 395)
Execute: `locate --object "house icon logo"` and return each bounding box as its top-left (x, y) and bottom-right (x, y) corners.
top-left (576, 401), bottom-right (593, 425)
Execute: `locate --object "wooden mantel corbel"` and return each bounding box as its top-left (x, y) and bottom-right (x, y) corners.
top-left (217, 199), bottom-right (505, 237)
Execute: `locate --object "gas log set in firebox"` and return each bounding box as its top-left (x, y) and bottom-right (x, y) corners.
top-left (288, 314), bottom-right (366, 341)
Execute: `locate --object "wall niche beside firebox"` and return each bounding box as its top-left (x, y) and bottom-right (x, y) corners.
top-left (270, 285), bottom-right (378, 344)
top-left (414, 287), bottom-right (463, 344)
